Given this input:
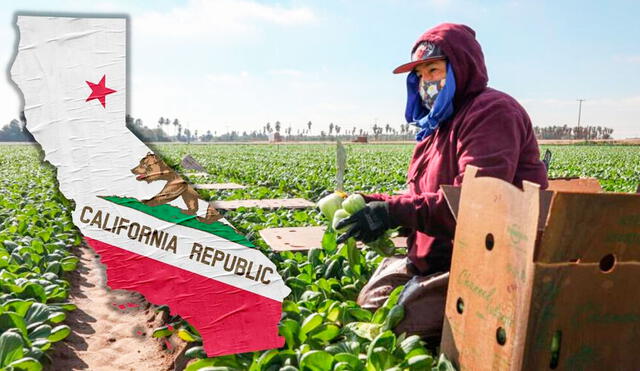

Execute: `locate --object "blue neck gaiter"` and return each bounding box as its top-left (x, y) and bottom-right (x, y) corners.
top-left (404, 62), bottom-right (456, 141)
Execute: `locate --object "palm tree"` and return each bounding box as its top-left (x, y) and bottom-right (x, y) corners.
top-left (275, 121), bottom-right (281, 133)
top-left (184, 128), bottom-right (191, 143)
top-left (329, 123), bottom-right (334, 136)
top-left (172, 119), bottom-right (179, 138)
top-left (307, 121), bottom-right (312, 134)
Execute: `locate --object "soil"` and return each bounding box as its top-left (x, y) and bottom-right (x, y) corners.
top-left (45, 243), bottom-right (189, 371)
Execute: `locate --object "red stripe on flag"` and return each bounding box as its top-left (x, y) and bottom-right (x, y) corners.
top-left (84, 237), bottom-right (285, 356)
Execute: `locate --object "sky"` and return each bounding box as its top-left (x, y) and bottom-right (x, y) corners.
top-left (1, 0), bottom-right (639, 138)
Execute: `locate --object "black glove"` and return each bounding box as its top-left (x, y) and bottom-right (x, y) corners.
top-left (335, 201), bottom-right (392, 244)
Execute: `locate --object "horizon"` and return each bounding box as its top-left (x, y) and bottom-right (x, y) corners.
top-left (0, 0), bottom-right (638, 139)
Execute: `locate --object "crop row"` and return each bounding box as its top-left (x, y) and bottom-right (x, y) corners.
top-left (150, 143), bottom-right (639, 370)
top-left (0, 146), bottom-right (80, 371)
top-left (1, 143), bottom-right (638, 370)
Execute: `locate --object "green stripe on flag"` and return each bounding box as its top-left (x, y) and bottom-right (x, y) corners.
top-left (101, 196), bottom-right (254, 248)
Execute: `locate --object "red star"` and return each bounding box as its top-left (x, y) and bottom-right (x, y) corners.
top-left (85, 75), bottom-right (117, 108)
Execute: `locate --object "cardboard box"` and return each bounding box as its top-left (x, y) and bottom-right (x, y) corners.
top-left (440, 165), bottom-right (640, 370)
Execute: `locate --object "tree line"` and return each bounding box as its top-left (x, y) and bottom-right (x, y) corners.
top-left (533, 125), bottom-right (614, 140)
top-left (0, 115), bottom-right (617, 143)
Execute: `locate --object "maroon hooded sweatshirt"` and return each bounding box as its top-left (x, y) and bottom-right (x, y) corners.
top-left (364, 23), bottom-right (549, 275)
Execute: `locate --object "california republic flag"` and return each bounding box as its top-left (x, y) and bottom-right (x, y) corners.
top-left (10, 16), bottom-right (290, 356)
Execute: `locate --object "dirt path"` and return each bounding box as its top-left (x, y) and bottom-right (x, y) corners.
top-left (46, 244), bottom-right (181, 371)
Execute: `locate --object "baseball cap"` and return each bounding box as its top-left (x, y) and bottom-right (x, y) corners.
top-left (393, 41), bottom-right (446, 74)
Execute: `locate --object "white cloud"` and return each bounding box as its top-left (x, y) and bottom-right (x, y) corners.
top-left (134, 0), bottom-right (316, 39)
top-left (613, 55), bottom-right (640, 64)
top-left (205, 71), bottom-right (249, 85)
top-left (269, 69), bottom-right (303, 77)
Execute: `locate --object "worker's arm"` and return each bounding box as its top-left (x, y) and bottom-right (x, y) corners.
top-left (384, 98), bottom-right (529, 237)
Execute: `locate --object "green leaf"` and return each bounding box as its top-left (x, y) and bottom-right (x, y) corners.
top-left (60, 256), bottom-right (79, 272)
top-left (334, 353), bottom-right (361, 369)
top-left (50, 302), bottom-right (76, 311)
top-left (255, 349), bottom-right (280, 369)
top-left (3, 300), bottom-right (33, 317)
top-left (309, 324), bottom-right (340, 342)
top-left (278, 319), bottom-right (300, 349)
top-left (345, 238), bottom-right (361, 275)
top-left (24, 347), bottom-right (44, 361)
top-left (184, 346), bottom-right (206, 359)
top-left (300, 313), bottom-right (324, 336)
top-left (383, 285), bottom-right (405, 309)
top-left (24, 303), bottom-right (50, 325)
top-left (45, 262), bottom-right (61, 275)
top-left (346, 308), bottom-right (372, 322)
top-left (282, 300), bottom-right (300, 314)
top-left (47, 325), bottom-right (71, 343)
top-left (343, 322), bottom-right (381, 341)
top-left (3, 241), bottom-right (19, 253)
top-left (299, 350), bottom-right (333, 371)
top-left (435, 353), bottom-right (457, 371)
top-left (31, 339), bottom-right (50, 351)
top-left (367, 330), bottom-right (396, 361)
top-left (152, 325), bottom-right (174, 338)
top-left (28, 324), bottom-right (51, 340)
top-left (6, 357), bottom-right (42, 371)
top-left (366, 347), bottom-right (391, 371)
top-left (321, 230), bottom-right (337, 254)
top-left (18, 283), bottom-right (46, 303)
top-left (177, 328), bottom-right (201, 342)
top-left (323, 258), bottom-right (343, 279)
top-left (307, 248), bottom-right (322, 267)
top-left (47, 311), bottom-right (66, 324)
top-left (407, 354), bottom-right (433, 369)
top-left (325, 303), bottom-right (341, 322)
top-left (0, 330), bottom-right (24, 367)
top-left (0, 312), bottom-right (28, 338)
top-left (371, 306), bottom-right (389, 325)
top-left (381, 304), bottom-right (404, 331)
top-left (399, 335), bottom-right (426, 358)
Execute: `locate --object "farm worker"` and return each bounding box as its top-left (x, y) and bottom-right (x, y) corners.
top-left (335, 23), bottom-right (549, 345)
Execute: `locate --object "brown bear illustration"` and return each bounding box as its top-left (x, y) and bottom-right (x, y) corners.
top-left (130, 152), bottom-right (222, 224)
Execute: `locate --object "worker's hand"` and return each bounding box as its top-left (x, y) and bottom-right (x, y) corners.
top-left (336, 201), bottom-right (391, 244)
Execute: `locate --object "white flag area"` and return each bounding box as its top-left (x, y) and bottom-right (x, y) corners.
top-left (10, 16), bottom-right (290, 356)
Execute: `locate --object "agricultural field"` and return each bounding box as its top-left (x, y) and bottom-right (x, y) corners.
top-left (0, 143), bottom-right (638, 370)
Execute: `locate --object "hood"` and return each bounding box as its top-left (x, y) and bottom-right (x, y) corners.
top-left (410, 23), bottom-right (488, 109)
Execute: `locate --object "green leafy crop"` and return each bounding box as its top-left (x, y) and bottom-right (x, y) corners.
top-left (2, 143), bottom-right (639, 370)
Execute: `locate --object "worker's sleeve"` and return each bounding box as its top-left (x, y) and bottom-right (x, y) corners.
top-left (360, 193), bottom-right (394, 203)
top-left (384, 100), bottom-right (526, 237)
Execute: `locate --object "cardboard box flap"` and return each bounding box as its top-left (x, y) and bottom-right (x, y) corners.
top-left (440, 166), bottom-right (541, 370)
top-left (441, 185), bottom-right (460, 221)
top-left (442, 185), bottom-right (554, 232)
top-left (535, 192), bottom-right (640, 263)
top-left (547, 177), bottom-right (602, 193)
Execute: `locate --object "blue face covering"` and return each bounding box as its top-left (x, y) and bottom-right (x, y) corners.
top-left (404, 62), bottom-right (456, 141)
